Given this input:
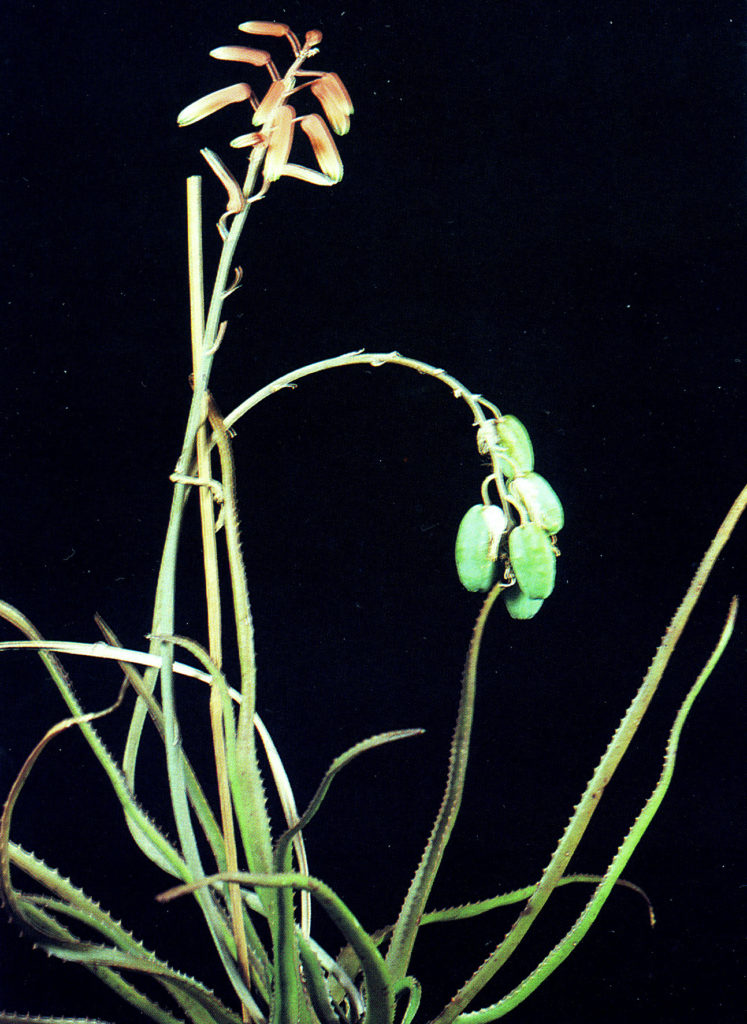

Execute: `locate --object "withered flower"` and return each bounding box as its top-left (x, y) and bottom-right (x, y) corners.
top-left (199, 149), bottom-right (245, 213)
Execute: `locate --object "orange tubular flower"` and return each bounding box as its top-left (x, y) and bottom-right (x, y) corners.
top-left (229, 132), bottom-right (265, 150)
top-left (178, 19), bottom-right (352, 198)
top-left (298, 114), bottom-right (343, 182)
top-left (210, 45), bottom-right (276, 73)
top-left (239, 20), bottom-right (291, 37)
top-left (280, 164), bottom-right (337, 187)
top-left (239, 20), bottom-right (301, 56)
top-left (310, 73), bottom-right (353, 135)
top-left (263, 105), bottom-right (295, 182)
top-left (177, 83), bottom-right (255, 127)
top-left (252, 80), bottom-right (287, 127)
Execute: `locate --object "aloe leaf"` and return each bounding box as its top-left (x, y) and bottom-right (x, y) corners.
top-left (274, 728), bottom-right (424, 865)
top-left (9, 843), bottom-right (248, 1024)
top-left (433, 482), bottom-right (747, 1023)
top-left (439, 596), bottom-right (738, 1023)
top-left (0, 602), bottom-right (184, 878)
top-left (385, 582), bottom-right (505, 982)
top-left (159, 871), bottom-right (396, 1024)
top-left (421, 874), bottom-right (653, 926)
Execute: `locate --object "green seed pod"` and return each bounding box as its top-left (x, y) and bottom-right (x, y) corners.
top-left (503, 586), bottom-right (544, 620)
top-left (496, 415), bottom-right (534, 480)
top-left (510, 472), bottom-right (564, 534)
top-left (455, 504), bottom-right (507, 592)
top-left (508, 522), bottom-right (556, 599)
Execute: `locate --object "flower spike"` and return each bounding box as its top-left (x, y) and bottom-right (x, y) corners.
top-left (177, 82), bottom-right (254, 127)
top-left (179, 19), bottom-right (352, 199)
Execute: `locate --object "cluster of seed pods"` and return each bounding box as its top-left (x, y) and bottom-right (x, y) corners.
top-left (454, 415), bottom-right (563, 618)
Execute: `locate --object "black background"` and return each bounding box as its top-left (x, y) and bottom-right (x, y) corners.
top-left (1, 2), bottom-right (745, 1021)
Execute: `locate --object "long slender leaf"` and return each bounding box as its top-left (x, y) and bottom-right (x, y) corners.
top-left (159, 871), bottom-right (396, 1024)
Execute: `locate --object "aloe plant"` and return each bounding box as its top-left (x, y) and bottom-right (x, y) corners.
top-left (1, 5), bottom-right (744, 1022)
